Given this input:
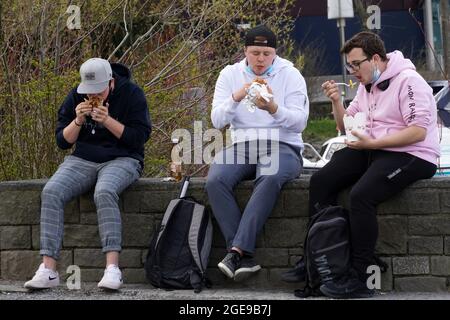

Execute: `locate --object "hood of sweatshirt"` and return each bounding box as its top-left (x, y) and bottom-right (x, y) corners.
top-left (111, 63), bottom-right (132, 91)
top-left (370, 50), bottom-right (416, 87)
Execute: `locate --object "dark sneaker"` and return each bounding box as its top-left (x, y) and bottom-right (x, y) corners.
top-left (281, 258), bottom-right (307, 283)
top-left (234, 255), bottom-right (261, 282)
top-left (319, 269), bottom-right (375, 299)
top-left (218, 251), bottom-right (241, 278)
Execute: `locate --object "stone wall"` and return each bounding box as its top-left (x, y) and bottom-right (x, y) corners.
top-left (0, 177), bottom-right (449, 292)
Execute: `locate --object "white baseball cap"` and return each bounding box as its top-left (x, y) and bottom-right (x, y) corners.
top-left (77, 58), bottom-right (113, 94)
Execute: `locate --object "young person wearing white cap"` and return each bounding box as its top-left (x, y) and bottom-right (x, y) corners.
top-left (24, 58), bottom-right (151, 290)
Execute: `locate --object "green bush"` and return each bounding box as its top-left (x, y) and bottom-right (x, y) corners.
top-left (0, 0), bottom-right (326, 181)
top-left (303, 118), bottom-right (339, 143)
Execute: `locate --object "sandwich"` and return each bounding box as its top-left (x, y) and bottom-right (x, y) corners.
top-left (87, 96), bottom-right (103, 111)
top-left (252, 78), bottom-right (267, 85)
top-left (244, 78), bottom-right (273, 112)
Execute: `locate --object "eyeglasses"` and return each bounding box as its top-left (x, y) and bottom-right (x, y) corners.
top-left (345, 58), bottom-right (369, 72)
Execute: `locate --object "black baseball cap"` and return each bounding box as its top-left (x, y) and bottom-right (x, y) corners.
top-left (245, 24), bottom-right (277, 48)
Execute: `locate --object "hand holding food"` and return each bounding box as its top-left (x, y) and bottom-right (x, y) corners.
top-left (243, 78), bottom-right (273, 113)
top-left (74, 99), bottom-right (93, 125)
top-left (87, 96), bottom-right (103, 112)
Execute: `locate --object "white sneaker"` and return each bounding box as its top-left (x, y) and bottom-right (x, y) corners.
top-left (24, 263), bottom-right (59, 289)
top-left (98, 264), bottom-right (123, 290)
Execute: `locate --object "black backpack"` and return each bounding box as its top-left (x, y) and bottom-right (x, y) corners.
top-left (294, 205), bottom-right (352, 297)
top-left (295, 205), bottom-right (388, 298)
top-left (144, 177), bottom-right (213, 293)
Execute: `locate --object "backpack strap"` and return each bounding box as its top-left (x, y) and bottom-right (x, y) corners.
top-left (200, 214), bottom-right (213, 269)
top-left (155, 199), bottom-right (181, 247)
top-left (188, 203), bottom-right (212, 272)
top-left (190, 270), bottom-right (203, 293)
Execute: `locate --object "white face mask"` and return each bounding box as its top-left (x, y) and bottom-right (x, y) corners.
top-left (370, 62), bottom-right (381, 84)
top-left (246, 64), bottom-right (273, 76)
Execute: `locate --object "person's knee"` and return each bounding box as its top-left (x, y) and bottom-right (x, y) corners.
top-left (309, 170), bottom-right (325, 192)
top-left (349, 187), bottom-right (372, 210)
top-left (41, 182), bottom-right (64, 202)
top-left (205, 172), bottom-right (225, 193)
top-left (256, 173), bottom-right (284, 188)
top-left (94, 188), bottom-right (118, 204)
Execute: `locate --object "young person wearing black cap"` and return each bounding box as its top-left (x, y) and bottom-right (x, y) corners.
top-left (24, 58), bottom-right (151, 291)
top-left (206, 25), bottom-right (309, 282)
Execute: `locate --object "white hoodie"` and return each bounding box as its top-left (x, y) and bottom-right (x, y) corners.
top-left (211, 56), bottom-right (309, 149)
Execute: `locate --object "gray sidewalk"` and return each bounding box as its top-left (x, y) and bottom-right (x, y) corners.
top-left (1, 281), bottom-right (449, 300)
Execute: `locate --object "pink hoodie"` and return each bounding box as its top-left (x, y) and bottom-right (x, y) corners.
top-left (346, 50), bottom-right (440, 165)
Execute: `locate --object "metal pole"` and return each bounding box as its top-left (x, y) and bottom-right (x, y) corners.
top-left (440, 0), bottom-right (450, 78)
top-left (424, 0), bottom-right (435, 72)
top-left (338, 18), bottom-right (347, 102)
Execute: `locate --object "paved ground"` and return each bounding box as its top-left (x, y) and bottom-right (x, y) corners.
top-left (0, 281), bottom-right (449, 300)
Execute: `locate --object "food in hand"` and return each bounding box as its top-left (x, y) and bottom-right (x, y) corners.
top-left (343, 112), bottom-right (366, 142)
top-left (243, 78), bottom-right (273, 113)
top-left (348, 79), bottom-right (356, 89)
top-left (252, 78), bottom-right (267, 85)
top-left (335, 79), bottom-right (358, 88)
top-left (87, 96), bottom-right (103, 112)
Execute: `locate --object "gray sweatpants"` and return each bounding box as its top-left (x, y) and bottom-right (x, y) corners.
top-left (205, 141), bottom-right (302, 254)
top-left (40, 155), bottom-right (141, 260)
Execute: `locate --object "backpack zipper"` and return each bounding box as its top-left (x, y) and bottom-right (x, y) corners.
top-left (313, 240), bottom-right (349, 254)
top-left (308, 217), bottom-right (347, 235)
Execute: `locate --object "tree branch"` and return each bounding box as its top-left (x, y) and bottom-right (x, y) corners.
top-left (108, 0), bottom-right (129, 60)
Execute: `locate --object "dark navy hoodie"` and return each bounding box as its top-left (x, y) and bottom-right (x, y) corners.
top-left (56, 63), bottom-right (151, 167)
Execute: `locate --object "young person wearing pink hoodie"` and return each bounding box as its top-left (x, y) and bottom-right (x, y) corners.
top-left (285, 32), bottom-right (440, 298)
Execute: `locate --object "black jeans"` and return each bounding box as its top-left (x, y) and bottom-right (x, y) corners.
top-left (309, 147), bottom-right (436, 277)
